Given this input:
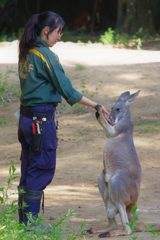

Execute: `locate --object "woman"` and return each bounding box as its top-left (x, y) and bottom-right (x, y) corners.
top-left (18, 11), bottom-right (110, 226)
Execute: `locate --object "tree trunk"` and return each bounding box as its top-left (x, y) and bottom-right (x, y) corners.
top-left (90, 0), bottom-right (98, 32)
top-left (116, 0), bottom-right (126, 29)
top-left (37, 0), bottom-right (40, 14)
top-left (123, 0), bottom-right (155, 34)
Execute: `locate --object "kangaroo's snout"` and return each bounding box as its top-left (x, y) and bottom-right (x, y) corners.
top-left (109, 114), bottom-right (115, 125)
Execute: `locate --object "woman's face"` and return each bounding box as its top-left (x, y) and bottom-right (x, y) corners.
top-left (40, 25), bottom-right (63, 47)
top-left (45, 26), bottom-right (63, 47)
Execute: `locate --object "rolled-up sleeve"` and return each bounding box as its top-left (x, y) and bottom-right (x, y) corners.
top-left (46, 52), bottom-right (83, 106)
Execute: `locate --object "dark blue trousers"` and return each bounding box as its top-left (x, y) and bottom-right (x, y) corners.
top-left (18, 104), bottom-right (57, 191)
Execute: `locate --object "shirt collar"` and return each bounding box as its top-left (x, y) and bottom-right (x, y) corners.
top-left (37, 37), bottom-right (49, 48)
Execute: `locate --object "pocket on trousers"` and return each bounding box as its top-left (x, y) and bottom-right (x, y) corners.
top-left (38, 141), bottom-right (57, 169)
top-left (38, 120), bottom-right (57, 169)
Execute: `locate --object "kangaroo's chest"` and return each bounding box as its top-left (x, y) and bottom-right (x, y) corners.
top-left (103, 134), bottom-right (137, 174)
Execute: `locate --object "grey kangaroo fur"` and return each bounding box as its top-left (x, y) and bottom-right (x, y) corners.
top-left (89, 91), bottom-right (142, 238)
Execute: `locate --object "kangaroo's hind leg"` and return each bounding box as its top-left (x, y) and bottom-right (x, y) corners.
top-left (98, 171), bottom-right (118, 230)
top-left (86, 170), bottom-right (118, 235)
top-left (98, 201), bottom-right (132, 238)
top-left (126, 204), bottom-right (133, 222)
top-left (98, 182), bottom-right (132, 238)
top-left (98, 172), bottom-right (133, 238)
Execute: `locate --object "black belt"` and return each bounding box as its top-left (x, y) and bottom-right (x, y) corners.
top-left (20, 106), bottom-right (55, 120)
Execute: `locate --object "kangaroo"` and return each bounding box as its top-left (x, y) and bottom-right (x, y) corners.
top-left (87, 91), bottom-right (160, 238)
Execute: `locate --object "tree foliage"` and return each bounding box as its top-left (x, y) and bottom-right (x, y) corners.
top-left (0, 0), bottom-right (160, 37)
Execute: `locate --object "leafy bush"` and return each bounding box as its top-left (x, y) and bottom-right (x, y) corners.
top-left (136, 38), bottom-right (142, 50)
top-left (61, 28), bottom-right (73, 41)
top-left (0, 165), bottom-right (87, 239)
top-left (11, 32), bottom-right (17, 41)
top-left (79, 31), bottom-right (85, 41)
top-left (87, 40), bottom-right (92, 44)
top-left (0, 27), bottom-right (24, 42)
top-left (114, 29), bottom-right (128, 45)
top-left (100, 28), bottom-right (129, 46)
top-left (0, 28), bottom-right (7, 42)
top-left (126, 204), bottom-right (160, 240)
top-left (17, 28), bottom-right (24, 39)
top-left (100, 28), bottom-right (115, 45)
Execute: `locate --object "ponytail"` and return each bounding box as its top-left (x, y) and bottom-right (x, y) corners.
top-left (19, 14), bottom-right (41, 61)
top-left (19, 11), bottom-right (65, 61)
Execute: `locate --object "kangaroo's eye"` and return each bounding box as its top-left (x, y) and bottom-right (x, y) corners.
top-left (116, 108), bottom-right (120, 112)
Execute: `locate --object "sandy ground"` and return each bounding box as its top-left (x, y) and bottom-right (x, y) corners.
top-left (0, 40), bottom-right (160, 239)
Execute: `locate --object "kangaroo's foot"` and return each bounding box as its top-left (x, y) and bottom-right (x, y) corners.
top-left (99, 228), bottom-right (130, 238)
top-left (84, 225), bottom-right (115, 235)
top-left (99, 232), bottom-right (111, 238)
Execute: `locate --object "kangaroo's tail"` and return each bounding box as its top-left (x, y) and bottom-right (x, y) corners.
top-left (135, 222), bottom-right (160, 232)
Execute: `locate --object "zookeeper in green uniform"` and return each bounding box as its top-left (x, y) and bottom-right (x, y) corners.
top-left (17, 11), bottom-right (111, 228)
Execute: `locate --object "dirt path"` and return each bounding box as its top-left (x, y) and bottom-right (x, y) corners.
top-left (0, 40), bottom-right (160, 239)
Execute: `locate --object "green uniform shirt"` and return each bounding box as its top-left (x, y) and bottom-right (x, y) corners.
top-left (19, 38), bottom-right (83, 106)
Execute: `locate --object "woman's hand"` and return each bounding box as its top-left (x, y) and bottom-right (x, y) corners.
top-left (95, 104), bottom-right (112, 124)
top-left (78, 96), bottom-right (111, 124)
top-left (101, 106), bottom-right (112, 124)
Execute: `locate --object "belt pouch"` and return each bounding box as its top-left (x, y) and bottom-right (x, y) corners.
top-left (32, 120), bottom-right (45, 153)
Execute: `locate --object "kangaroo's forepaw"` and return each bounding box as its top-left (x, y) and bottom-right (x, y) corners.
top-left (95, 111), bottom-right (100, 119)
top-left (95, 104), bottom-right (102, 114)
top-left (99, 232), bottom-right (110, 238)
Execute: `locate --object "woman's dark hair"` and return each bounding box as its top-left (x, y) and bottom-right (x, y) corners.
top-left (19, 11), bottom-right (65, 61)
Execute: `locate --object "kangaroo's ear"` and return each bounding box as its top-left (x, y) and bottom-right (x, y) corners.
top-left (118, 91), bottom-right (130, 102)
top-left (125, 90), bottom-right (140, 106)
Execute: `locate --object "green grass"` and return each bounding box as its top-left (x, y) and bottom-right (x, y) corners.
top-left (70, 103), bottom-right (89, 114)
top-left (0, 70), bottom-right (20, 107)
top-left (0, 117), bottom-right (10, 128)
top-left (76, 64), bottom-right (85, 70)
top-left (77, 126), bottom-right (90, 136)
top-left (134, 119), bottom-right (160, 134)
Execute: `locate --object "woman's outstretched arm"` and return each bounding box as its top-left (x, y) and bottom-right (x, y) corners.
top-left (78, 96), bottom-right (111, 123)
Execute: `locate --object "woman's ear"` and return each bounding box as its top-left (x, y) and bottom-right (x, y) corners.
top-left (43, 26), bottom-right (49, 35)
